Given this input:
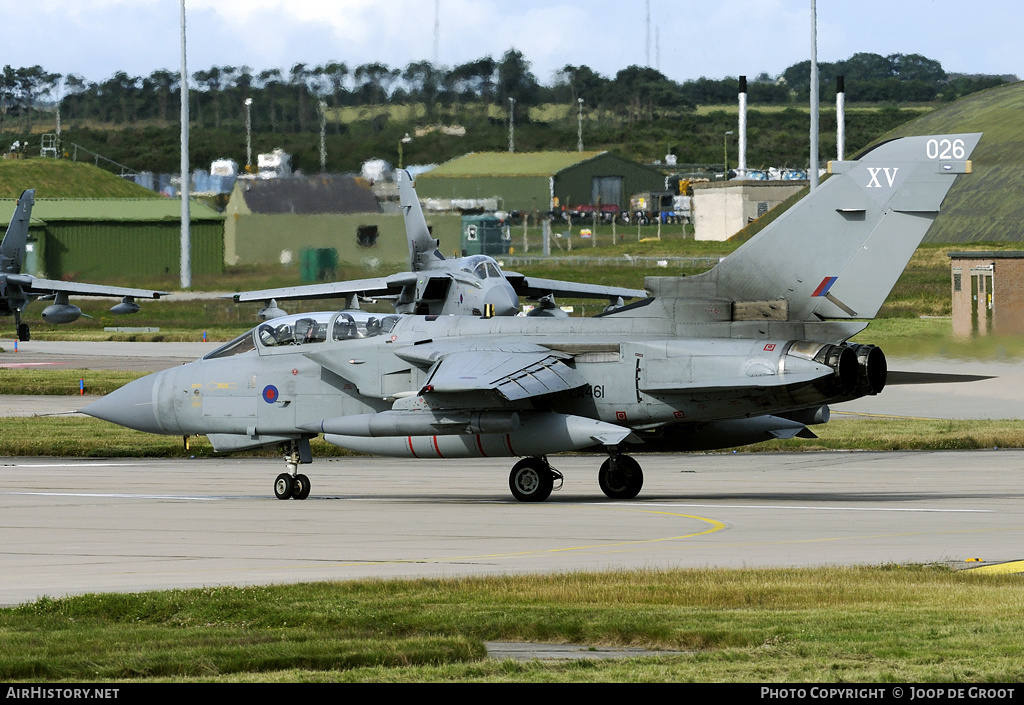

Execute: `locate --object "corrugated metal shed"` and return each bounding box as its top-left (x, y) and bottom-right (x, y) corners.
top-left (416, 151), bottom-right (666, 212)
top-left (0, 198), bottom-right (224, 279)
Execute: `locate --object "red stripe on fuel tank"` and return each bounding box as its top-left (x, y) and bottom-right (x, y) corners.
top-left (407, 437), bottom-right (419, 458)
top-left (432, 436), bottom-right (444, 458)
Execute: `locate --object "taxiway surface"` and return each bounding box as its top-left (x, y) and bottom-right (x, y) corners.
top-left (2, 451), bottom-right (1022, 606)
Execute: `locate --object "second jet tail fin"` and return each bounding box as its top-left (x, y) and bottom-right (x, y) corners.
top-left (0, 189), bottom-right (35, 274)
top-left (398, 169), bottom-right (444, 272)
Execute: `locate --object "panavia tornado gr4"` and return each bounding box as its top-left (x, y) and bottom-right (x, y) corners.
top-left (84, 134), bottom-right (979, 502)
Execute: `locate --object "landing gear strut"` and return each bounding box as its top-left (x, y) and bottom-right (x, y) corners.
top-left (509, 457), bottom-right (562, 502)
top-left (598, 452), bottom-right (643, 500)
top-left (274, 438), bottom-right (312, 500)
top-left (14, 311), bottom-right (29, 342)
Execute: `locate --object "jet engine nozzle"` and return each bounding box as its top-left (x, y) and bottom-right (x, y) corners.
top-left (845, 344), bottom-right (887, 396)
top-left (813, 344), bottom-right (859, 396)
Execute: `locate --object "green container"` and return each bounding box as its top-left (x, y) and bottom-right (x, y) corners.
top-left (460, 215), bottom-right (510, 257)
top-left (300, 247), bottom-right (338, 282)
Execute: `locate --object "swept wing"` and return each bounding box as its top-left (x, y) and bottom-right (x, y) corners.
top-left (503, 272), bottom-right (648, 302)
top-left (10, 274), bottom-right (167, 300)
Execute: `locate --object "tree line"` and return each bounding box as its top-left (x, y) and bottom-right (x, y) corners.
top-left (1, 50), bottom-right (1014, 136)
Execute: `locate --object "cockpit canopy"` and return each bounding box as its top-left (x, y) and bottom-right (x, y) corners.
top-left (460, 255), bottom-right (503, 280)
top-left (204, 311), bottom-right (402, 360)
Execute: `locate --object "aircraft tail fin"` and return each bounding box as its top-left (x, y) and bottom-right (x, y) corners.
top-left (0, 189), bottom-right (34, 274)
top-left (662, 134), bottom-right (980, 322)
top-left (398, 169), bottom-right (444, 272)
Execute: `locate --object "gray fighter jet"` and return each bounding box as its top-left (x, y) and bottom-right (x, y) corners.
top-left (85, 134), bottom-right (979, 502)
top-left (1, 189), bottom-right (167, 341)
top-left (228, 168), bottom-right (647, 320)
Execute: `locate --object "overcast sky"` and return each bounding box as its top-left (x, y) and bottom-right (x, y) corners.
top-left (7, 0), bottom-right (1022, 88)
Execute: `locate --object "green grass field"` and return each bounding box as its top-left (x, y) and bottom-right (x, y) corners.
top-left (2, 567), bottom-right (1022, 682)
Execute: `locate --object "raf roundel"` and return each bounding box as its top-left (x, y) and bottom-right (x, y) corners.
top-left (262, 385), bottom-right (279, 404)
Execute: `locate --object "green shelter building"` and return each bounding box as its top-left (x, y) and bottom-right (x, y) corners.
top-left (1, 198), bottom-right (224, 280)
top-left (224, 176), bottom-right (462, 267)
top-left (414, 151), bottom-right (667, 214)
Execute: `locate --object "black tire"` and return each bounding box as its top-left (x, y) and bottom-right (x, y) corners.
top-left (17, 323), bottom-right (30, 342)
top-left (509, 458), bottom-right (554, 503)
top-left (598, 456), bottom-right (643, 500)
top-left (274, 473), bottom-right (293, 500)
top-left (292, 474), bottom-right (311, 501)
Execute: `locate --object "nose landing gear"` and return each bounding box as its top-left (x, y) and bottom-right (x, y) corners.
top-left (273, 439), bottom-right (313, 500)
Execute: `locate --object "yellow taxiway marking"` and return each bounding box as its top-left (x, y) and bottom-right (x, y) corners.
top-left (89, 506), bottom-right (729, 578)
top-left (967, 560), bottom-right (1024, 575)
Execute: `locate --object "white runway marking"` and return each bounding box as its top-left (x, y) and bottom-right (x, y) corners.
top-left (3, 492), bottom-right (225, 501)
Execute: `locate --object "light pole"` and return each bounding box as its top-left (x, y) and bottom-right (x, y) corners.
top-left (179, 0), bottom-right (190, 290)
top-left (576, 98), bottom-right (584, 152)
top-left (723, 130), bottom-right (734, 179)
top-left (319, 101), bottom-right (327, 173)
top-left (810, 0), bottom-right (819, 190)
top-left (244, 98), bottom-right (253, 172)
top-left (508, 97), bottom-right (515, 153)
top-left (398, 133), bottom-right (412, 169)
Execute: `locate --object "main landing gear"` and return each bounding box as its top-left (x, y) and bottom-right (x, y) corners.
top-left (509, 457), bottom-right (563, 502)
top-left (274, 439), bottom-right (312, 500)
top-left (598, 453), bottom-right (643, 500)
top-left (507, 451), bottom-right (644, 502)
top-left (14, 311), bottom-right (29, 342)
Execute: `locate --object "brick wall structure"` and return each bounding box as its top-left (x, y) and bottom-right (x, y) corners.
top-left (949, 252), bottom-right (1024, 337)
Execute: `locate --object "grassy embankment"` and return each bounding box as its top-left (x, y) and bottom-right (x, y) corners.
top-left (2, 566), bottom-right (1022, 682)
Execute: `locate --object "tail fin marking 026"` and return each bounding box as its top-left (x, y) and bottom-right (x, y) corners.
top-left (652, 133), bottom-right (981, 324)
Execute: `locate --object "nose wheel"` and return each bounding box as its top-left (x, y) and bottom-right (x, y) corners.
top-left (274, 441), bottom-right (312, 500)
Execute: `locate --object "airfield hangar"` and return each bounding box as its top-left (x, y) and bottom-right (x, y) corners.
top-left (224, 175), bottom-right (461, 267)
top-left (3, 198), bottom-right (224, 279)
top-left (413, 151), bottom-right (667, 214)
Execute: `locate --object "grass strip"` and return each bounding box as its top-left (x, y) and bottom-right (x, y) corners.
top-left (2, 566), bottom-right (1022, 682)
top-left (0, 369), bottom-right (148, 396)
top-left (3, 417), bottom-right (1024, 458)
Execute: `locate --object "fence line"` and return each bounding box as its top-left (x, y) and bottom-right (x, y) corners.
top-left (496, 255), bottom-right (722, 269)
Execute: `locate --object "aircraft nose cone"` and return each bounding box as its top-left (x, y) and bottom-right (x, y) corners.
top-left (486, 284), bottom-right (520, 317)
top-left (82, 373), bottom-right (165, 434)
